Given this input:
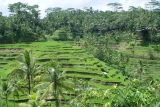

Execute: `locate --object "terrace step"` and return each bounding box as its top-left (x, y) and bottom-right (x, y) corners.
top-left (66, 74), bottom-right (123, 84)
top-left (60, 68), bottom-right (102, 74)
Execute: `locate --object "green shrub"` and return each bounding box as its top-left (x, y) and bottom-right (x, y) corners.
top-left (55, 27), bottom-right (70, 41)
top-left (70, 79), bottom-right (160, 107)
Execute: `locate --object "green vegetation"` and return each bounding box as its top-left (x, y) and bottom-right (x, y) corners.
top-left (0, 42), bottom-right (127, 106)
top-left (0, 0), bottom-right (160, 106)
top-left (70, 79), bottom-right (160, 107)
top-left (1, 1), bottom-right (160, 44)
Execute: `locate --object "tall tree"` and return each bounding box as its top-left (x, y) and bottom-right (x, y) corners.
top-left (34, 61), bottom-right (73, 107)
top-left (107, 2), bottom-right (123, 12)
top-left (8, 50), bottom-right (39, 94)
top-left (8, 2), bottom-right (44, 42)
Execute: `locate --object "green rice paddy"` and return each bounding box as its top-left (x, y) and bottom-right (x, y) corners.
top-left (0, 41), bottom-right (127, 88)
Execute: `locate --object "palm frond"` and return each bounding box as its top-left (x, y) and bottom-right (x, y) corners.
top-left (34, 82), bottom-right (51, 90)
top-left (59, 82), bottom-right (74, 93)
top-left (58, 88), bottom-right (65, 100)
top-left (24, 50), bottom-right (31, 67)
top-left (12, 89), bottom-right (20, 99)
top-left (40, 74), bottom-right (51, 82)
top-left (7, 69), bottom-right (25, 78)
top-left (59, 70), bottom-right (66, 77)
top-left (40, 83), bottom-right (53, 100)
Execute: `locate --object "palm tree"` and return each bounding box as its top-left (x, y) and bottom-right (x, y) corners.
top-left (107, 2), bottom-right (123, 12)
top-left (10, 78), bottom-right (24, 107)
top-left (8, 50), bottom-right (40, 94)
top-left (0, 77), bottom-right (22, 107)
top-left (34, 61), bottom-right (73, 107)
top-left (0, 80), bottom-right (13, 107)
top-left (72, 76), bottom-right (83, 97)
top-left (147, 20), bottom-right (157, 44)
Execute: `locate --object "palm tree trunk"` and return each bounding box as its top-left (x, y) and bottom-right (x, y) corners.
top-left (28, 74), bottom-right (31, 94)
top-left (55, 98), bottom-right (59, 107)
top-left (55, 86), bottom-right (59, 107)
top-left (54, 73), bottom-right (59, 107)
top-left (6, 94), bottom-right (8, 107)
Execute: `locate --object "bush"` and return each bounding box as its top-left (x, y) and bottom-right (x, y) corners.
top-left (70, 79), bottom-right (160, 107)
top-left (55, 27), bottom-right (70, 41)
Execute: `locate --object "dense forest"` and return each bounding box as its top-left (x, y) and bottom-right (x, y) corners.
top-left (0, 0), bottom-right (160, 107)
top-left (0, 1), bottom-right (160, 43)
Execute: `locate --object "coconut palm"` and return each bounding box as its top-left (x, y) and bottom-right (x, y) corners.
top-left (0, 77), bottom-right (24, 107)
top-left (0, 80), bottom-right (13, 107)
top-left (0, 78), bottom-right (24, 107)
top-left (11, 78), bottom-right (25, 107)
top-left (8, 50), bottom-right (40, 94)
top-left (34, 61), bottom-right (74, 107)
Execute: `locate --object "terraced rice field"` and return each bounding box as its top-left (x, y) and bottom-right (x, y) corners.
top-left (0, 41), bottom-right (127, 89)
top-left (128, 57), bottom-right (160, 79)
top-left (120, 44), bottom-right (160, 79)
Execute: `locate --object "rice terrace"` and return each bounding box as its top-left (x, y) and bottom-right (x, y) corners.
top-left (0, 1), bottom-right (160, 107)
top-left (0, 41), bottom-right (127, 85)
top-left (0, 41), bottom-right (127, 106)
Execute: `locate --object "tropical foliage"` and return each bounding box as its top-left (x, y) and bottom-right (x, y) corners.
top-left (70, 79), bottom-right (160, 107)
top-left (0, 0), bottom-right (160, 106)
top-left (0, 1), bottom-right (160, 43)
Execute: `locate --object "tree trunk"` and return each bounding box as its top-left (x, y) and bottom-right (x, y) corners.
top-left (55, 87), bottom-right (59, 107)
top-left (28, 74), bottom-right (31, 94)
top-left (54, 72), bottom-right (59, 107)
top-left (6, 94), bottom-right (8, 107)
top-left (55, 98), bottom-right (59, 107)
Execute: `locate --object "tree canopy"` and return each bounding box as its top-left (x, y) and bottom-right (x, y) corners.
top-left (0, 1), bottom-right (160, 43)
